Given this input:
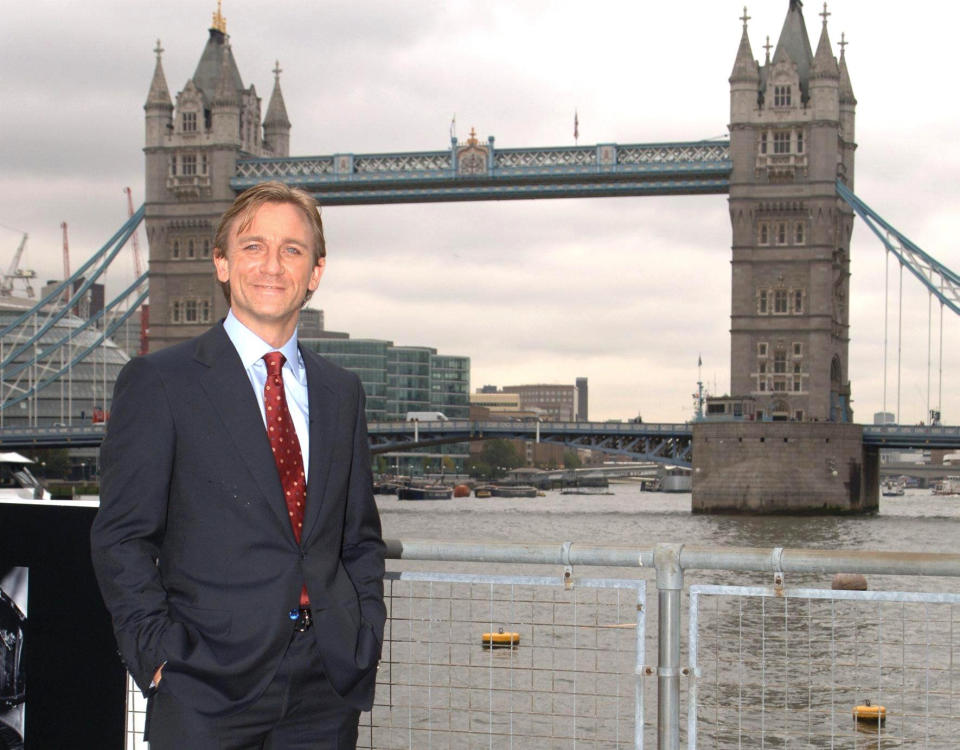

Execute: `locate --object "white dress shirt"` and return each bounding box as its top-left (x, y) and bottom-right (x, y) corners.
top-left (222, 311), bottom-right (311, 483)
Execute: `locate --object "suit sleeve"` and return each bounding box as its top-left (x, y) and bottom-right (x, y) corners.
top-left (90, 357), bottom-right (176, 692)
top-left (340, 378), bottom-right (387, 645)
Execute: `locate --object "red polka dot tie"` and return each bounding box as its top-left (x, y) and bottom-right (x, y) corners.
top-left (263, 352), bottom-right (309, 606)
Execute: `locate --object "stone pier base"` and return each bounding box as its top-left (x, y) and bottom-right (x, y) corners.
top-left (692, 422), bottom-right (879, 514)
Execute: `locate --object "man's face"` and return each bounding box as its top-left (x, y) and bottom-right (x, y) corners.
top-left (214, 201), bottom-right (324, 342)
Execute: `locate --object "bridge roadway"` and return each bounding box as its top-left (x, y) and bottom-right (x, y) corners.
top-left (2, 421), bottom-right (960, 468)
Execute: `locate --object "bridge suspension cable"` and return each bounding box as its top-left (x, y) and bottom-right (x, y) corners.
top-left (0, 207), bottom-right (147, 424)
top-left (837, 181), bottom-right (957, 424)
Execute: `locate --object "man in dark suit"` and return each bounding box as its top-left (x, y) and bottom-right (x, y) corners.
top-left (91, 182), bottom-right (386, 748)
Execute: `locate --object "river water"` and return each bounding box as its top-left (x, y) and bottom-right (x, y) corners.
top-left (369, 486), bottom-right (960, 748)
top-left (378, 484), bottom-right (960, 569)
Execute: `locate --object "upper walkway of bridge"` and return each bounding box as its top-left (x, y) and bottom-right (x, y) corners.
top-left (232, 137), bottom-right (732, 204)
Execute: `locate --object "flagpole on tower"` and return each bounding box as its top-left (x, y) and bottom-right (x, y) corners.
top-left (574, 109), bottom-right (579, 146)
top-left (694, 354), bottom-right (705, 421)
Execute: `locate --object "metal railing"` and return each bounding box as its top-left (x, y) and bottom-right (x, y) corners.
top-left (125, 541), bottom-right (960, 749)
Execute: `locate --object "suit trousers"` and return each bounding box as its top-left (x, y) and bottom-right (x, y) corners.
top-left (146, 629), bottom-right (361, 749)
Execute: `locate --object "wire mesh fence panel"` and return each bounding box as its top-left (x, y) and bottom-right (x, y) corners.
top-left (688, 585), bottom-right (960, 750)
top-left (126, 675), bottom-right (147, 750)
top-left (359, 572), bottom-right (646, 750)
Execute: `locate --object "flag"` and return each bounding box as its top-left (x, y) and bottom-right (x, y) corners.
top-left (450, 114), bottom-right (456, 141)
top-left (574, 110), bottom-right (579, 142)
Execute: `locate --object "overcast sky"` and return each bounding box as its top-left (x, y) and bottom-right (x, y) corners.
top-left (1, 1), bottom-right (957, 423)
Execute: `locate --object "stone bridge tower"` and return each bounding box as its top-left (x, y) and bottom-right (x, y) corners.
top-left (693, 2), bottom-right (875, 514)
top-left (143, 5), bottom-right (290, 351)
top-left (727, 0), bottom-right (856, 422)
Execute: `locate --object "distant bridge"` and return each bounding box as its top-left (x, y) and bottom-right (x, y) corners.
top-left (5, 421), bottom-right (960, 469)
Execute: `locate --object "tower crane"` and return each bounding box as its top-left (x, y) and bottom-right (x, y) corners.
top-left (1, 232), bottom-right (37, 297)
top-left (60, 221), bottom-right (72, 305)
top-left (123, 187), bottom-right (145, 279)
top-left (61, 221), bottom-right (70, 280)
top-left (123, 187), bottom-right (149, 355)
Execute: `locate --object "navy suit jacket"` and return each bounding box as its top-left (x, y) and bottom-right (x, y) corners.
top-left (90, 323), bottom-right (386, 715)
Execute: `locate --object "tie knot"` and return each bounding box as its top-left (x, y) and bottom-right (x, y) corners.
top-left (263, 351), bottom-right (286, 377)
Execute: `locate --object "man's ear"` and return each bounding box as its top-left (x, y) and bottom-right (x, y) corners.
top-left (214, 251), bottom-right (230, 282)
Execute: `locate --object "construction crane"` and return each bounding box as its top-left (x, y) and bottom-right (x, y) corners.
top-left (123, 187), bottom-right (145, 278)
top-left (60, 221), bottom-right (72, 305)
top-left (123, 187), bottom-right (149, 355)
top-left (61, 222), bottom-right (70, 280)
top-left (1, 232), bottom-right (37, 297)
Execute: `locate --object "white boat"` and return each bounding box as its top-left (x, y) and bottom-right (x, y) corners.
top-left (933, 476), bottom-right (960, 497)
top-left (881, 480), bottom-right (905, 497)
top-left (0, 452), bottom-right (51, 499)
top-left (659, 466), bottom-right (692, 493)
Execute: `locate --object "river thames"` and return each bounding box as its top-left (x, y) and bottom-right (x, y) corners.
top-left (370, 485), bottom-right (960, 748)
top-left (377, 485), bottom-right (960, 563)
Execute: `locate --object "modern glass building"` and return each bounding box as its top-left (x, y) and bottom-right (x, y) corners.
top-left (302, 337), bottom-right (470, 473)
top-left (301, 338), bottom-right (390, 422)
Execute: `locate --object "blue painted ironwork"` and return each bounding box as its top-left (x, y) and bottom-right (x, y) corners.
top-left (375, 420), bottom-right (695, 466)
top-left (232, 139), bottom-right (732, 204)
top-left (3, 420), bottom-right (960, 454)
top-left (837, 180), bottom-right (960, 316)
top-left (0, 207), bottom-right (147, 417)
top-left (0, 206), bottom-right (145, 367)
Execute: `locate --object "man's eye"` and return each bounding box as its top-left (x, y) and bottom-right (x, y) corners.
top-left (285, 246), bottom-right (302, 254)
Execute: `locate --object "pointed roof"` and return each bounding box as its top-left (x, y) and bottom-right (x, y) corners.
top-left (212, 41), bottom-right (240, 107)
top-left (146, 39), bottom-right (173, 108)
top-left (730, 16), bottom-right (760, 84)
top-left (811, 9), bottom-right (839, 78)
top-left (838, 35), bottom-right (856, 104)
top-left (193, 27), bottom-right (244, 105)
top-left (772, 0), bottom-right (814, 93)
top-left (264, 61), bottom-right (291, 129)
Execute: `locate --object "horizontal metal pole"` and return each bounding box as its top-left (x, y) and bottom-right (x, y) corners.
top-left (384, 539), bottom-right (960, 577)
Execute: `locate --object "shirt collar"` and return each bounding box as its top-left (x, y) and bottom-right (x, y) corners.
top-left (222, 310), bottom-right (304, 381)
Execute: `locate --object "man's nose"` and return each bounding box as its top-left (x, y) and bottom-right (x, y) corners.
top-left (261, 246), bottom-right (284, 274)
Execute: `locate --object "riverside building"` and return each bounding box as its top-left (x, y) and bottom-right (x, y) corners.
top-left (302, 337), bottom-right (470, 474)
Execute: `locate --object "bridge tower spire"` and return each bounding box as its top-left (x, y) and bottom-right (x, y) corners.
top-left (264, 61), bottom-right (291, 157)
top-left (726, 0), bottom-right (856, 423)
top-left (143, 7), bottom-right (294, 351)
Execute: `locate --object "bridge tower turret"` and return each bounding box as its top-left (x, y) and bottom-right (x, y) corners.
top-left (264, 62), bottom-right (292, 158)
top-left (727, 0), bottom-right (856, 423)
top-left (143, 4), bottom-right (291, 351)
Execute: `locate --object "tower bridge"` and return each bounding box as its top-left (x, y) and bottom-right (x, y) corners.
top-left (1, 1), bottom-right (958, 511)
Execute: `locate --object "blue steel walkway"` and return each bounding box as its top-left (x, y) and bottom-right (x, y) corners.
top-left (232, 138), bottom-right (731, 205)
top-left (3, 421), bottom-right (960, 466)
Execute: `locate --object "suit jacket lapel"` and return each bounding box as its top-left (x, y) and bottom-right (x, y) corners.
top-left (301, 347), bottom-right (339, 543)
top-left (195, 325), bottom-right (293, 539)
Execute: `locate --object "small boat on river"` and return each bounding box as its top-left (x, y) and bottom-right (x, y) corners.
top-left (397, 483), bottom-right (453, 501)
top-left (933, 476), bottom-right (960, 497)
top-left (490, 485), bottom-right (537, 498)
top-left (881, 480), bottom-right (905, 497)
